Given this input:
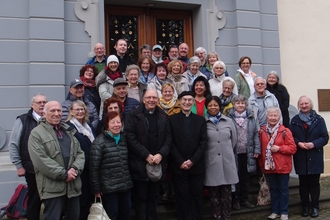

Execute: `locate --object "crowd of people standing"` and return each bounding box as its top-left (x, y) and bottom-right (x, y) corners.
top-left (8, 39), bottom-right (329, 220)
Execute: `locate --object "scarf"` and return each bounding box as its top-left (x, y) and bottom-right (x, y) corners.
top-left (106, 130), bottom-right (121, 145)
top-left (264, 122), bottom-right (280, 170)
top-left (169, 73), bottom-right (184, 94)
top-left (80, 76), bottom-right (96, 88)
top-left (214, 73), bottom-right (225, 82)
top-left (219, 93), bottom-right (235, 112)
top-left (159, 97), bottom-right (176, 111)
top-left (70, 118), bottom-right (95, 143)
top-left (105, 68), bottom-right (122, 80)
top-left (157, 76), bottom-right (166, 85)
top-left (234, 110), bottom-right (247, 127)
top-left (298, 110), bottom-right (316, 126)
top-left (207, 111), bottom-right (222, 125)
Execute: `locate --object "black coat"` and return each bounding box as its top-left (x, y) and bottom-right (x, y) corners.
top-left (89, 132), bottom-right (133, 194)
top-left (168, 112), bottom-right (208, 174)
top-left (290, 111), bottom-right (329, 175)
top-left (124, 104), bottom-right (171, 181)
top-left (267, 82), bottom-right (290, 127)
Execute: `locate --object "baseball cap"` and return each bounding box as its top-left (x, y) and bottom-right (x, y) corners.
top-left (152, 45), bottom-right (162, 51)
top-left (113, 78), bottom-right (128, 87)
top-left (70, 79), bottom-right (83, 88)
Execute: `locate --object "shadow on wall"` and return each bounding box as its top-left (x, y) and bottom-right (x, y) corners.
top-left (289, 105), bottom-right (298, 124)
top-left (0, 126), bottom-right (6, 150)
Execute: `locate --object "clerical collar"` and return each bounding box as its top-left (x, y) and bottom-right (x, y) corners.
top-left (182, 111), bottom-right (191, 117)
top-left (145, 109), bottom-right (155, 114)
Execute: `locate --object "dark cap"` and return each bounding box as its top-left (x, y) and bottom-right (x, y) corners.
top-left (178, 91), bottom-right (195, 99)
top-left (113, 78), bottom-right (128, 87)
top-left (70, 79), bottom-right (83, 88)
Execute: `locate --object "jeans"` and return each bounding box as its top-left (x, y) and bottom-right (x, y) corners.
top-left (102, 190), bottom-right (132, 220)
top-left (267, 173), bottom-right (290, 215)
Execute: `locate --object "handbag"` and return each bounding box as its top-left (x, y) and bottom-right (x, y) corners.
top-left (257, 174), bottom-right (271, 206)
top-left (87, 197), bottom-right (111, 220)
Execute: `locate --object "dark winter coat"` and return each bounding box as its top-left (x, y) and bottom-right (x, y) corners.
top-left (290, 111), bottom-right (329, 175)
top-left (89, 131), bottom-right (133, 194)
top-left (124, 104), bottom-right (171, 181)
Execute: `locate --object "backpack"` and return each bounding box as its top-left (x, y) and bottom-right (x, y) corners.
top-left (0, 184), bottom-right (28, 219)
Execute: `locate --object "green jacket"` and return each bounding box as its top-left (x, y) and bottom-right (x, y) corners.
top-left (28, 118), bottom-right (85, 199)
top-left (234, 71), bottom-right (257, 99)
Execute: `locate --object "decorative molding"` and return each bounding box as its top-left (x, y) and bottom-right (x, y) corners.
top-left (206, 0), bottom-right (226, 52)
top-left (75, 0), bottom-right (99, 52)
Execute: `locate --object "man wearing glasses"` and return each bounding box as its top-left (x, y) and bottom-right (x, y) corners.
top-left (9, 93), bottom-right (47, 220)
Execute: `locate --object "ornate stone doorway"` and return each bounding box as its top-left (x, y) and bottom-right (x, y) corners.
top-left (105, 5), bottom-right (194, 62)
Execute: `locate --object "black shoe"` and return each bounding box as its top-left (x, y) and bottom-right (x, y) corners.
top-left (301, 207), bottom-right (310, 217)
top-left (310, 208), bottom-right (319, 218)
top-left (241, 201), bottom-right (255, 209)
top-left (232, 200), bottom-right (241, 210)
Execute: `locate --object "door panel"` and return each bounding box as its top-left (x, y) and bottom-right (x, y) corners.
top-left (105, 5), bottom-right (193, 62)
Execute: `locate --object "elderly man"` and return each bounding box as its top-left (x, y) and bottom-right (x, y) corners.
top-left (111, 78), bottom-right (139, 118)
top-left (9, 93), bottom-right (47, 220)
top-left (114, 38), bottom-right (134, 73)
top-left (86, 43), bottom-right (107, 73)
top-left (163, 45), bottom-right (187, 72)
top-left (195, 47), bottom-right (207, 67)
top-left (248, 77), bottom-right (279, 128)
top-left (178, 42), bottom-right (189, 64)
top-left (169, 91), bottom-right (207, 220)
top-left (62, 79), bottom-right (99, 129)
top-left (28, 101), bottom-right (85, 220)
top-left (124, 89), bottom-right (171, 220)
top-left (152, 44), bottom-right (163, 64)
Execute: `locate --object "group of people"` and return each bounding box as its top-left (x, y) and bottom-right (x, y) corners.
top-left (8, 39), bottom-right (329, 220)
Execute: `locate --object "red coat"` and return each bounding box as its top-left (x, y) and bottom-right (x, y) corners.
top-left (258, 125), bottom-right (296, 174)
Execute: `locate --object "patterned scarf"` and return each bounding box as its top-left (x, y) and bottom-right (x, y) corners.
top-left (159, 97), bottom-right (176, 111)
top-left (234, 110), bottom-right (247, 127)
top-left (80, 76), bottom-right (96, 88)
top-left (298, 110), bottom-right (316, 126)
top-left (70, 118), bottom-right (95, 143)
top-left (264, 122), bottom-right (280, 170)
top-left (207, 111), bottom-right (222, 125)
top-left (219, 93), bottom-right (235, 112)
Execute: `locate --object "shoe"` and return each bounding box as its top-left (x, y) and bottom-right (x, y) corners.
top-left (267, 213), bottom-right (279, 219)
top-left (301, 207), bottom-right (309, 217)
top-left (232, 200), bottom-right (241, 210)
top-left (161, 192), bottom-right (169, 201)
top-left (280, 214), bottom-right (288, 220)
top-left (241, 201), bottom-right (255, 208)
top-left (310, 208), bottom-right (319, 218)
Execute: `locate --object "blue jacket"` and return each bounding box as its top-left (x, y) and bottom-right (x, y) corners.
top-left (290, 111), bottom-right (329, 175)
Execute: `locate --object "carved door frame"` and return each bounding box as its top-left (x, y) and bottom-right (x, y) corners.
top-left (105, 5), bottom-right (194, 60)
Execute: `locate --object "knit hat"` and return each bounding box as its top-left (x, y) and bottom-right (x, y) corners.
top-left (107, 55), bottom-right (119, 66)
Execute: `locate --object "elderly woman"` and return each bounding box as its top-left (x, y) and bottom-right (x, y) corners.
top-left (183, 56), bottom-right (207, 90)
top-left (96, 55), bottom-right (123, 117)
top-left (90, 111), bottom-right (133, 220)
top-left (259, 107), bottom-right (296, 220)
top-left (167, 60), bottom-right (189, 94)
top-left (204, 96), bottom-right (238, 220)
top-left (227, 95), bottom-right (260, 210)
top-left (79, 64), bottom-right (101, 114)
top-left (234, 56), bottom-right (257, 99)
top-left (290, 96), bottom-right (329, 218)
top-left (66, 100), bottom-right (95, 220)
top-left (137, 56), bottom-right (155, 85)
top-left (148, 62), bottom-right (176, 98)
top-left (191, 75), bottom-right (212, 117)
top-left (158, 83), bottom-right (181, 116)
top-left (126, 64), bottom-right (147, 102)
top-left (266, 71), bottom-right (290, 127)
top-left (209, 61), bottom-right (238, 97)
top-left (218, 79), bottom-right (238, 115)
top-left (202, 52), bottom-right (229, 78)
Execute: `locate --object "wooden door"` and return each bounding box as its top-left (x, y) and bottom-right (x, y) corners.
top-left (105, 5), bottom-right (194, 62)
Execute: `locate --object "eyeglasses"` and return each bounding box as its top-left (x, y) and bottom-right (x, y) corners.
top-left (34, 101), bottom-right (47, 105)
top-left (241, 62), bottom-right (250, 65)
top-left (72, 108), bottom-right (85, 112)
top-left (255, 83), bottom-right (265, 86)
top-left (144, 96), bottom-right (158, 100)
top-left (181, 98), bottom-right (194, 102)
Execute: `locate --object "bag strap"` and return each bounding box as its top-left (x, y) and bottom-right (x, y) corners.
top-left (94, 196), bottom-right (102, 204)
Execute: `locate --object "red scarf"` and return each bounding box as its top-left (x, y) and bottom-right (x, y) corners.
top-left (105, 67), bottom-right (122, 80)
top-left (80, 76), bottom-right (96, 88)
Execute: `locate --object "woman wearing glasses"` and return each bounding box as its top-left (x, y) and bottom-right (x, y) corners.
top-left (234, 56), bottom-right (257, 99)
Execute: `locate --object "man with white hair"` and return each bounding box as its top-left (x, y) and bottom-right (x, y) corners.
top-left (28, 101), bottom-right (85, 220)
top-left (195, 47), bottom-right (207, 67)
top-left (86, 43), bottom-right (107, 73)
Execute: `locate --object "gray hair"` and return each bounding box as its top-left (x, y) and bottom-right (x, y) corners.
top-left (125, 64), bottom-right (141, 76)
top-left (212, 61), bottom-right (226, 72)
top-left (254, 76), bottom-right (266, 85)
top-left (267, 71), bottom-right (280, 83)
top-left (232, 94), bottom-right (248, 106)
top-left (222, 79), bottom-right (235, 89)
top-left (194, 47), bottom-right (207, 55)
top-left (139, 44), bottom-right (151, 54)
top-left (31, 93), bottom-right (47, 105)
top-left (266, 106), bottom-right (282, 118)
top-left (188, 56), bottom-right (201, 66)
top-left (297, 95), bottom-right (314, 110)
